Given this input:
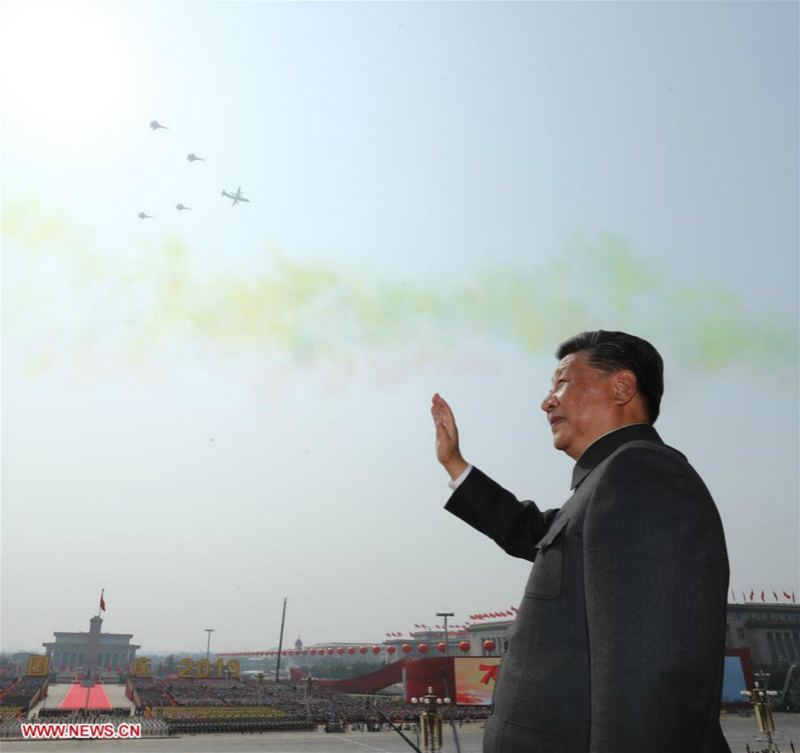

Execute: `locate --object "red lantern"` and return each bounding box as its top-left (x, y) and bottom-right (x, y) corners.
top-left (337, 647), bottom-right (345, 655)
top-left (387, 646), bottom-right (396, 655)
top-left (372, 646), bottom-right (381, 655)
top-left (348, 647), bottom-right (355, 655)
top-left (483, 640), bottom-right (496, 652)
top-left (310, 649), bottom-right (317, 655)
top-left (302, 650), bottom-right (308, 655)
top-left (459, 641), bottom-right (470, 653)
top-left (418, 644), bottom-right (428, 654)
top-left (327, 648), bottom-right (335, 655)
top-left (401, 644), bottom-right (411, 654)
top-left (437, 643), bottom-right (447, 653)
top-left (360, 647), bottom-right (368, 654)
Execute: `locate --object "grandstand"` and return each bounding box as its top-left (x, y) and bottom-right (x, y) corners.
top-left (0, 645), bottom-right (489, 740)
top-left (126, 675), bottom-right (489, 729)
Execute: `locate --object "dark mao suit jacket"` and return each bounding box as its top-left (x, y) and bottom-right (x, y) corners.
top-left (446, 424), bottom-right (731, 753)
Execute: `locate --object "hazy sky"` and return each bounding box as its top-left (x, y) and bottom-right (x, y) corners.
top-left (2, 0), bottom-right (797, 655)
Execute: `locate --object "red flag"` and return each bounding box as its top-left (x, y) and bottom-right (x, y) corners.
top-left (773, 591), bottom-right (779, 602)
top-left (730, 589), bottom-right (736, 603)
top-left (749, 590), bottom-right (754, 601)
top-left (793, 591), bottom-right (796, 604)
top-left (742, 590), bottom-right (747, 603)
top-left (100, 589), bottom-right (106, 612)
top-left (760, 590), bottom-right (765, 602)
top-left (783, 591), bottom-right (791, 600)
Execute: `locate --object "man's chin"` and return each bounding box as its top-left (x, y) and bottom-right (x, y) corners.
top-left (551, 429), bottom-right (569, 451)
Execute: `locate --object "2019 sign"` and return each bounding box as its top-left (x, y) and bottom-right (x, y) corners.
top-left (177, 658), bottom-right (240, 679)
top-left (130, 657), bottom-right (240, 678)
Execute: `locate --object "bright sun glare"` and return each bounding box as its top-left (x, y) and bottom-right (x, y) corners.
top-left (1, 0), bottom-right (137, 144)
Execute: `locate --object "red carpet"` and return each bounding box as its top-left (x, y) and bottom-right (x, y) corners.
top-left (59, 681), bottom-right (112, 710)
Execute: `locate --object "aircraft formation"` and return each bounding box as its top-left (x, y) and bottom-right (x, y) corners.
top-left (139, 120), bottom-right (250, 219)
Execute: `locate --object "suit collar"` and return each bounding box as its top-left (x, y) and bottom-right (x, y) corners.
top-left (571, 423), bottom-right (662, 490)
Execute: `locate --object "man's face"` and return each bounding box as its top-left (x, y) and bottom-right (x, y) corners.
top-left (540, 351), bottom-right (617, 460)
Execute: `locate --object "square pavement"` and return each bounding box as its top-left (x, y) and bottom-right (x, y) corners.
top-left (2, 713), bottom-right (798, 752)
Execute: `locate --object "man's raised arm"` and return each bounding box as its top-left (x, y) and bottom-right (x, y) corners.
top-left (431, 393), bottom-right (557, 562)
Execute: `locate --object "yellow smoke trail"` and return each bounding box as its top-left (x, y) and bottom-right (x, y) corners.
top-left (3, 200), bottom-right (797, 380)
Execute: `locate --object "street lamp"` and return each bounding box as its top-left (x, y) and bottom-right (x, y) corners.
top-left (436, 612), bottom-right (454, 656)
top-left (205, 629), bottom-right (215, 663)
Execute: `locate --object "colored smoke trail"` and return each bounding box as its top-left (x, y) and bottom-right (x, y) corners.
top-left (3, 200), bottom-right (798, 382)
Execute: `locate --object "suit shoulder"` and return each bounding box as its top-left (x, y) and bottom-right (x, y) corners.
top-left (601, 441), bottom-right (711, 498)
top-left (607, 440), bottom-right (689, 469)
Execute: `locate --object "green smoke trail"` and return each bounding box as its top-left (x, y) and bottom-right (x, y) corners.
top-left (3, 201), bottom-right (797, 381)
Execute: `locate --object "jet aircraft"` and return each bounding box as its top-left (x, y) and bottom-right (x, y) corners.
top-left (149, 120), bottom-right (168, 130)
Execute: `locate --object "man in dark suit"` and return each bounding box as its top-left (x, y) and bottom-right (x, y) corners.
top-left (431, 330), bottom-right (730, 753)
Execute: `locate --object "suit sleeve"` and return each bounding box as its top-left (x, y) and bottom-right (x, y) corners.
top-left (584, 446), bottom-right (730, 753)
top-left (445, 466), bottom-right (560, 563)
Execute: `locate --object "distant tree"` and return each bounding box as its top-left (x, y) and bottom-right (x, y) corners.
top-left (296, 661), bottom-right (384, 680)
top-left (165, 655), bottom-right (177, 674)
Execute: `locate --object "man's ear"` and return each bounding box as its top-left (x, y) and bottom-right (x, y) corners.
top-left (612, 370), bottom-right (638, 405)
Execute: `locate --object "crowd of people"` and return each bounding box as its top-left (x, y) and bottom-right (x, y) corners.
top-left (0, 675), bottom-right (492, 739)
top-left (128, 677), bottom-right (491, 727)
top-left (36, 707), bottom-right (131, 719)
top-left (0, 677), bottom-right (47, 711)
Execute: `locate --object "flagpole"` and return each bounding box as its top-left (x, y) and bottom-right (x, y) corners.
top-left (275, 598), bottom-right (287, 683)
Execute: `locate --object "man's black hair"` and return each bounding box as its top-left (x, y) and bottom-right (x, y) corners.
top-left (555, 330), bottom-right (664, 424)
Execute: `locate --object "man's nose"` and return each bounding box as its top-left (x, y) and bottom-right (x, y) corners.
top-left (541, 392), bottom-right (557, 412)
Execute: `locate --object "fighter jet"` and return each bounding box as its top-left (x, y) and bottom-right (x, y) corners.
top-left (176, 203), bottom-right (192, 211)
top-left (149, 120), bottom-right (169, 130)
top-left (221, 186), bottom-right (250, 206)
top-left (138, 212), bottom-right (154, 219)
top-left (187, 153), bottom-right (204, 162)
